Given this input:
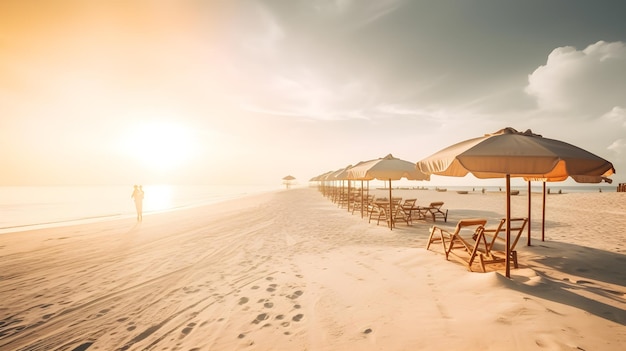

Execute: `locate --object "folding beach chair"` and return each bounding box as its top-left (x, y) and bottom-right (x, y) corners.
top-left (427, 218), bottom-right (491, 271)
top-left (482, 217), bottom-right (529, 269)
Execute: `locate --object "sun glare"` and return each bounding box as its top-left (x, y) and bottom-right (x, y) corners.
top-left (120, 121), bottom-right (197, 171)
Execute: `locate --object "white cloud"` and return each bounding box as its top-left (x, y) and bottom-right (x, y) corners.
top-left (608, 139), bottom-right (626, 154)
top-left (602, 106), bottom-right (626, 127)
top-left (525, 41), bottom-right (626, 116)
top-left (307, 0), bottom-right (405, 29)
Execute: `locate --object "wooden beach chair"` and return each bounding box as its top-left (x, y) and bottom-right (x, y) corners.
top-left (427, 218), bottom-right (490, 271)
top-left (426, 201), bottom-right (448, 222)
top-left (482, 217), bottom-right (529, 269)
top-left (369, 197), bottom-right (402, 228)
top-left (415, 201), bottom-right (448, 222)
top-left (354, 194), bottom-right (375, 218)
top-left (395, 198), bottom-right (417, 225)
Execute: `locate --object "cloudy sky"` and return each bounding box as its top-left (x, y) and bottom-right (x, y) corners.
top-left (2, 0), bottom-right (625, 186)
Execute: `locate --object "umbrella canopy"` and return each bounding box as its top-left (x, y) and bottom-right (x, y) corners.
top-left (349, 154), bottom-right (430, 181)
top-left (349, 154), bottom-right (430, 230)
top-left (417, 127), bottom-right (615, 277)
top-left (418, 127), bottom-right (615, 180)
top-left (282, 175), bottom-right (296, 189)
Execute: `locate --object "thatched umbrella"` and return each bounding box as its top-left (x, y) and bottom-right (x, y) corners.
top-left (282, 175), bottom-right (296, 189)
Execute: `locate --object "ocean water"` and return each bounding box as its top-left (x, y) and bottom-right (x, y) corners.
top-left (0, 184), bottom-right (280, 234)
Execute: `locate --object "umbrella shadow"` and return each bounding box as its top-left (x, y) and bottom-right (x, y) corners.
top-left (503, 241), bottom-right (626, 325)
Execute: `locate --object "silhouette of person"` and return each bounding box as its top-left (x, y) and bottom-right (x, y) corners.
top-left (131, 185), bottom-right (144, 221)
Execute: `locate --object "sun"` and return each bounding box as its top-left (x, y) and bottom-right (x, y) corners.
top-left (120, 120), bottom-right (197, 172)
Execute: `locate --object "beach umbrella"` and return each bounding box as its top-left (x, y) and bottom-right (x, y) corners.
top-left (523, 175), bottom-right (612, 243)
top-left (348, 154), bottom-right (430, 230)
top-left (312, 171), bottom-right (334, 195)
top-left (325, 167), bottom-right (349, 202)
top-left (332, 165), bottom-right (355, 210)
top-left (282, 175), bottom-right (296, 189)
top-left (416, 127), bottom-right (615, 278)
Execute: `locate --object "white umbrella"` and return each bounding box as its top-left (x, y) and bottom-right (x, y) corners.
top-left (417, 127), bottom-right (615, 277)
top-left (349, 154), bottom-right (430, 230)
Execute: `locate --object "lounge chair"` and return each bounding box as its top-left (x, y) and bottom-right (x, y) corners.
top-left (415, 201), bottom-right (448, 222)
top-left (395, 198), bottom-right (417, 225)
top-left (352, 194), bottom-right (374, 217)
top-left (369, 197), bottom-right (402, 228)
top-left (482, 217), bottom-right (529, 269)
top-left (427, 201), bottom-right (448, 222)
top-left (427, 218), bottom-right (491, 271)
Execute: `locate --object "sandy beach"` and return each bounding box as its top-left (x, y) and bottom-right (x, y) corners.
top-left (0, 187), bottom-right (624, 350)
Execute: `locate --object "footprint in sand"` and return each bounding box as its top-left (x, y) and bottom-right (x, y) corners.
top-left (252, 313), bottom-right (269, 324)
top-left (287, 290), bottom-right (303, 299)
top-left (238, 297), bottom-right (249, 305)
top-left (264, 302), bottom-right (274, 308)
top-left (181, 322), bottom-right (196, 337)
top-left (292, 314), bottom-right (304, 322)
top-left (267, 284), bottom-right (278, 292)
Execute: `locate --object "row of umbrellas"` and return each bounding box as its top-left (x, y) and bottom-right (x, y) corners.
top-left (311, 127), bottom-right (616, 278)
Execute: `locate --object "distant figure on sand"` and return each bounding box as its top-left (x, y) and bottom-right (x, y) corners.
top-left (131, 185), bottom-right (144, 221)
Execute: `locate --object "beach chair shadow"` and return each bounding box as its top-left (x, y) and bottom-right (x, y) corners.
top-left (500, 241), bottom-right (626, 325)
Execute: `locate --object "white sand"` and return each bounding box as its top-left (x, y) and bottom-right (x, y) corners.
top-left (0, 187), bottom-right (624, 350)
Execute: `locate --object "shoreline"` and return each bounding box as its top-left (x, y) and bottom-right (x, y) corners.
top-left (0, 187), bottom-right (281, 235)
top-left (1, 187), bottom-right (624, 350)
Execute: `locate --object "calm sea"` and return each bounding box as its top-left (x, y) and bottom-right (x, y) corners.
top-left (0, 184), bottom-right (280, 234)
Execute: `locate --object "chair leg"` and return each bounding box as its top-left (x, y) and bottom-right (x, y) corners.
top-left (478, 254), bottom-right (486, 272)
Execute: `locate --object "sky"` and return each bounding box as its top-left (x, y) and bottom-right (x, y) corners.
top-left (2, 0), bottom-right (626, 187)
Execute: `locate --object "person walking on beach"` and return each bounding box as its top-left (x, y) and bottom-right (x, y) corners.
top-left (131, 185), bottom-right (144, 221)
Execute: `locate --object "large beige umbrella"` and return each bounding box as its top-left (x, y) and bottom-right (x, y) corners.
top-left (349, 154), bottom-right (430, 230)
top-left (417, 127), bottom-right (615, 277)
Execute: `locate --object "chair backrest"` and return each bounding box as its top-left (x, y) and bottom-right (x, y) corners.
top-left (402, 199), bottom-right (417, 208)
top-left (485, 217), bottom-right (528, 251)
top-left (508, 217), bottom-right (529, 250)
top-left (430, 201), bottom-right (444, 209)
top-left (454, 218), bottom-right (487, 234)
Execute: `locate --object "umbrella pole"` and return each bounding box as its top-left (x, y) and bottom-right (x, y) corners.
top-left (505, 174), bottom-right (511, 279)
top-left (542, 181), bottom-right (546, 241)
top-left (527, 180), bottom-right (532, 246)
top-left (347, 180), bottom-right (351, 212)
top-left (389, 179), bottom-right (393, 230)
top-left (360, 180), bottom-right (364, 218)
